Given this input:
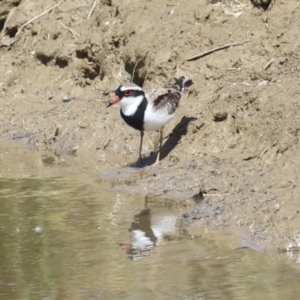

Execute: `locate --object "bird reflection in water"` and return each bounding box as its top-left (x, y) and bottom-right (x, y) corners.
top-left (119, 208), bottom-right (179, 260)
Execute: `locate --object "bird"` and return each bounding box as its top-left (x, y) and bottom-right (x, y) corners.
top-left (107, 76), bottom-right (193, 166)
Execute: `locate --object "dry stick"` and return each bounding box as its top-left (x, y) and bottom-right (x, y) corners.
top-left (290, 2), bottom-right (300, 14)
top-left (113, 73), bottom-right (123, 84)
top-left (264, 58), bottom-right (275, 70)
top-left (88, 1), bottom-right (97, 19)
top-left (186, 40), bottom-right (250, 61)
top-left (131, 59), bottom-right (141, 83)
top-left (15, 2), bottom-right (61, 38)
top-left (2, 2), bottom-right (61, 48)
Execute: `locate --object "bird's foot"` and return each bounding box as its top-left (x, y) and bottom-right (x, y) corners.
top-left (151, 160), bottom-right (161, 167)
top-left (129, 153), bottom-right (161, 168)
top-left (150, 154), bottom-right (161, 167)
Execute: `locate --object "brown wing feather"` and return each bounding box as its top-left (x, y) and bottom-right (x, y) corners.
top-left (145, 76), bottom-right (193, 114)
top-left (152, 88), bottom-right (181, 114)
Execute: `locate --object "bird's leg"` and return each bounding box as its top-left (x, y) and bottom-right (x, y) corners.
top-left (138, 130), bottom-right (144, 164)
top-left (153, 128), bottom-right (163, 165)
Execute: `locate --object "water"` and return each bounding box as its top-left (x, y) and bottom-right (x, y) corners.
top-left (0, 177), bottom-right (300, 300)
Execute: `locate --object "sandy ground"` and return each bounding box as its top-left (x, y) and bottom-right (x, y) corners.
top-left (1, 0), bottom-right (300, 253)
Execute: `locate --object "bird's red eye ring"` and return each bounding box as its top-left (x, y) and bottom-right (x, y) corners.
top-left (124, 90), bottom-right (132, 96)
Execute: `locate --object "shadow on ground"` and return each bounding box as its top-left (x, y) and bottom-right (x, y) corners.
top-left (129, 116), bottom-right (198, 168)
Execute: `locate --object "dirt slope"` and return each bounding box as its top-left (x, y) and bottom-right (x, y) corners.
top-left (0, 0), bottom-right (300, 252)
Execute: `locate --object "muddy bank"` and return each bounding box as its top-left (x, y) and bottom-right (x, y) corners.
top-left (1, 0), bottom-right (300, 253)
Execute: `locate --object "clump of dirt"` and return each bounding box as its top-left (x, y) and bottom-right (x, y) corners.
top-left (1, 0), bottom-right (300, 253)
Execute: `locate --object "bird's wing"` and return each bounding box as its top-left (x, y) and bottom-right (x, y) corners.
top-left (146, 87), bottom-right (182, 114)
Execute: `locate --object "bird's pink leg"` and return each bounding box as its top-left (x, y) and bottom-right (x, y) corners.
top-left (138, 130), bottom-right (144, 164)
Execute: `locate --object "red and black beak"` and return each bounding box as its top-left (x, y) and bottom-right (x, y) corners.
top-left (107, 95), bottom-right (121, 107)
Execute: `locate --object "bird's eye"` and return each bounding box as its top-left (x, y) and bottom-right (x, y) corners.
top-left (124, 90), bottom-right (132, 96)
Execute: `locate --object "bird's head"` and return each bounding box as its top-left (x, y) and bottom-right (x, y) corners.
top-left (107, 83), bottom-right (144, 107)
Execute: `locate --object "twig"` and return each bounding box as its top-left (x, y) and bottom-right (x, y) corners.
top-left (259, 140), bottom-right (277, 159)
top-left (103, 138), bottom-right (111, 150)
top-left (88, 1), bottom-right (97, 19)
top-left (131, 59), bottom-right (141, 83)
top-left (61, 76), bottom-right (75, 86)
top-left (113, 73), bottom-right (123, 84)
top-left (264, 58), bottom-right (275, 70)
top-left (290, 2), bottom-right (300, 13)
top-left (15, 2), bottom-right (61, 38)
top-left (61, 107), bottom-right (75, 115)
top-left (60, 21), bottom-right (80, 41)
top-left (186, 40), bottom-right (250, 61)
top-left (1, 3), bottom-right (61, 48)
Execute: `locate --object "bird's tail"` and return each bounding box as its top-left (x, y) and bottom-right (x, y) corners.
top-left (171, 76), bottom-right (194, 93)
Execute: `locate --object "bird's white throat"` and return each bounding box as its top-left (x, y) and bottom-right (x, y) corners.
top-left (120, 94), bottom-right (145, 116)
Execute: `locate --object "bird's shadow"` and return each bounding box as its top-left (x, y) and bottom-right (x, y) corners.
top-left (130, 116), bottom-right (198, 168)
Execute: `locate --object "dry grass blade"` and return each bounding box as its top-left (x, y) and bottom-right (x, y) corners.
top-left (1, 2), bottom-right (61, 48)
top-left (290, 2), bottom-right (300, 14)
top-left (113, 73), bottom-right (123, 84)
top-left (88, 1), bottom-right (97, 19)
top-left (59, 21), bottom-right (80, 41)
top-left (186, 40), bottom-right (250, 61)
top-left (15, 2), bottom-right (61, 38)
top-left (264, 58), bottom-right (275, 70)
top-left (131, 59), bottom-right (141, 83)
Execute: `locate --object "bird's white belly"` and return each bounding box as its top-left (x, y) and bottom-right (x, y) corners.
top-left (143, 108), bottom-right (174, 131)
